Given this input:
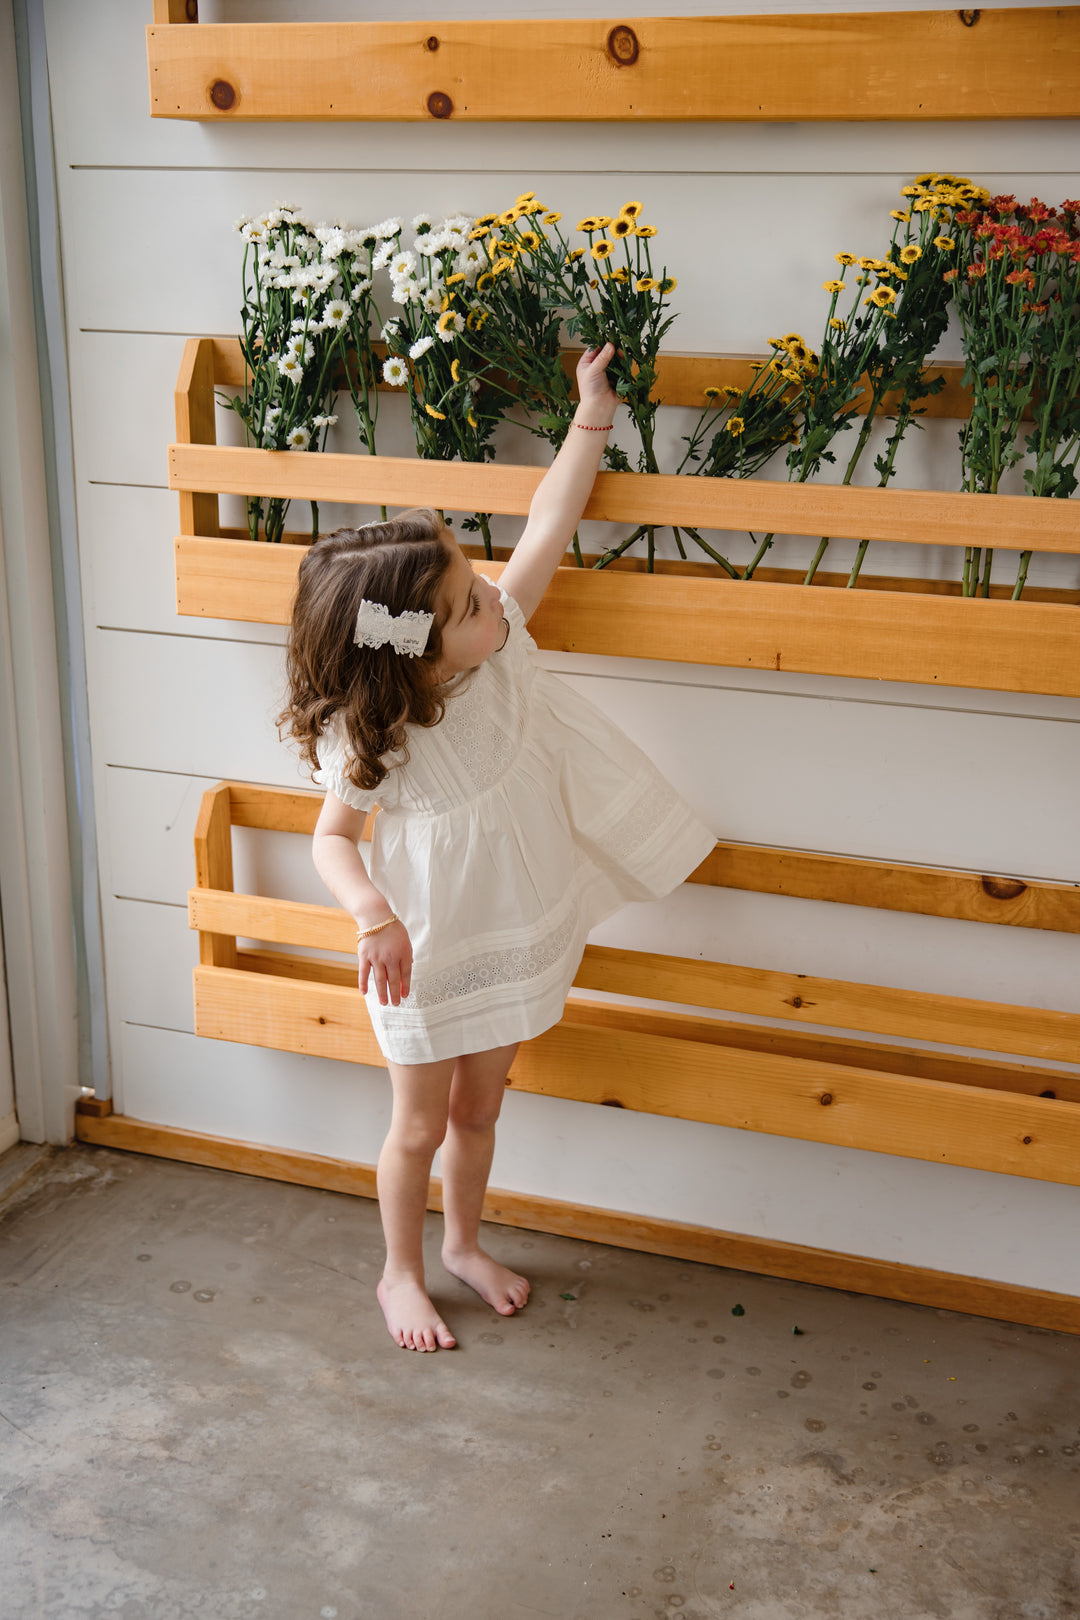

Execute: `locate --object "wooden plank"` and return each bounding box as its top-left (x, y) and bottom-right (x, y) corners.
top-left (173, 337), bottom-right (218, 538)
top-left (190, 965), bottom-right (1080, 1188)
top-left (208, 335), bottom-right (977, 421)
top-left (689, 844), bottom-right (1080, 934)
top-left (168, 445), bottom-right (1080, 553)
top-left (576, 944), bottom-right (1080, 1066)
top-left (190, 888), bottom-right (1080, 1063)
top-left (233, 944), bottom-right (1080, 1104)
top-left (191, 786), bottom-right (235, 969)
top-left (146, 11), bottom-right (1080, 123)
top-left (74, 1112), bottom-right (1080, 1334)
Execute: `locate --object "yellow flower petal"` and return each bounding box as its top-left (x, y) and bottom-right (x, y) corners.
top-left (620, 201), bottom-right (644, 219)
top-left (834, 252), bottom-right (857, 266)
top-left (425, 405), bottom-right (446, 420)
top-left (591, 240), bottom-right (614, 260)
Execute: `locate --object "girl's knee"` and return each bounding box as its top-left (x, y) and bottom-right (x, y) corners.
top-left (388, 1115), bottom-right (448, 1158)
top-left (447, 1095), bottom-right (504, 1134)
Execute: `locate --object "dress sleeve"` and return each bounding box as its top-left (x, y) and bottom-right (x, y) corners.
top-left (494, 583), bottom-right (537, 654)
top-left (313, 718), bottom-right (393, 812)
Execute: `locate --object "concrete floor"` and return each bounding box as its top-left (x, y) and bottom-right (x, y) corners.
top-left (1, 1145), bottom-right (1078, 1620)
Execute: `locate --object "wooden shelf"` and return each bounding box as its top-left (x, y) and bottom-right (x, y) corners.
top-left (146, 8), bottom-right (1080, 123)
top-left (172, 338), bottom-right (1080, 698)
top-left (191, 781), bottom-right (1080, 1190)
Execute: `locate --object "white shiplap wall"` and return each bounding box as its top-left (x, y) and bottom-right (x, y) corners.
top-left (49, 0), bottom-right (1080, 1294)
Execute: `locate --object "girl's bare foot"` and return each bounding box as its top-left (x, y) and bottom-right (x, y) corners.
top-left (377, 1274), bottom-right (457, 1351)
top-left (441, 1245), bottom-right (531, 1315)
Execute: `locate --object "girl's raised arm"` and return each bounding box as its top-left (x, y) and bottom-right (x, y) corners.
top-left (499, 344), bottom-right (620, 622)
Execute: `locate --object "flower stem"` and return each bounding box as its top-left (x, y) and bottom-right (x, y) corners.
top-left (1012, 551), bottom-right (1032, 601)
top-left (804, 536), bottom-right (830, 586)
top-left (847, 539), bottom-right (870, 588)
top-left (743, 533), bottom-right (775, 579)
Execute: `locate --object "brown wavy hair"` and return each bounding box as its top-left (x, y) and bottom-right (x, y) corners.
top-left (279, 509), bottom-right (455, 792)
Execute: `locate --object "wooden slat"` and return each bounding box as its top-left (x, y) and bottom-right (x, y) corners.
top-left (146, 11), bottom-right (1080, 122)
top-left (174, 338), bottom-right (218, 538)
top-left (168, 446), bottom-right (1080, 553)
top-left (191, 966), bottom-right (1080, 1188)
top-left (191, 786), bottom-right (235, 969)
top-left (205, 336), bottom-right (977, 421)
top-left (575, 944), bottom-right (1080, 1067)
top-left (233, 944), bottom-right (1080, 1102)
top-left (73, 1112), bottom-right (1080, 1333)
top-left (689, 843), bottom-right (1080, 934)
top-left (190, 888), bottom-right (1079, 1063)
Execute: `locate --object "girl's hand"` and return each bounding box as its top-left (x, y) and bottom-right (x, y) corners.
top-left (358, 920), bottom-right (412, 1007)
top-left (575, 342), bottom-right (619, 424)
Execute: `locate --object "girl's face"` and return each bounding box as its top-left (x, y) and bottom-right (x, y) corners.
top-left (435, 541), bottom-right (508, 678)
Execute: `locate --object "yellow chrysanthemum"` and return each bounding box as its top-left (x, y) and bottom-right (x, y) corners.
top-left (865, 285), bottom-right (897, 308)
top-left (446, 272), bottom-right (466, 285)
top-left (518, 231), bottom-right (541, 252)
top-left (565, 248), bottom-right (585, 263)
top-left (591, 240), bottom-right (614, 260)
top-left (474, 213), bottom-right (498, 228)
top-left (704, 386), bottom-right (724, 401)
top-left (468, 226), bottom-right (489, 241)
top-left (476, 271), bottom-right (494, 291)
top-left (450, 359), bottom-right (462, 382)
top-left (492, 256), bottom-right (514, 275)
top-left (635, 276), bottom-right (658, 292)
top-left (606, 267), bottom-right (629, 283)
top-left (899, 244), bottom-right (922, 264)
top-left (633, 225), bottom-right (658, 238)
top-left (437, 310), bottom-right (457, 331)
top-left (515, 191), bottom-right (536, 204)
top-left (899, 185), bottom-right (920, 197)
top-left (835, 252), bottom-right (857, 266)
top-left (543, 211), bottom-right (562, 224)
top-left (726, 417), bottom-right (745, 435)
top-left (890, 210), bottom-right (911, 222)
top-left (577, 216), bottom-right (601, 233)
top-left (891, 269), bottom-right (908, 282)
top-left (467, 410), bottom-right (478, 428)
top-left (829, 317), bottom-right (846, 331)
top-left (858, 257), bottom-right (886, 271)
top-left (780, 368), bottom-right (802, 384)
top-left (425, 405), bottom-right (446, 420)
top-left (659, 276), bottom-right (677, 294)
top-left (612, 218), bottom-right (633, 237)
top-left (594, 216), bottom-right (613, 228)
top-left (822, 279), bottom-right (845, 293)
top-left (440, 295), bottom-right (451, 311)
top-left (934, 235), bottom-right (956, 251)
top-left (780, 333), bottom-right (804, 347)
top-left (499, 208), bottom-right (522, 226)
top-left (620, 201), bottom-right (644, 219)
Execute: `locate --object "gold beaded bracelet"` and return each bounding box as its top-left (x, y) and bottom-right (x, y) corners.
top-left (356, 913), bottom-right (398, 941)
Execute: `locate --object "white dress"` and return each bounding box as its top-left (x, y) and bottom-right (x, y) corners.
top-left (314, 587), bottom-right (716, 1064)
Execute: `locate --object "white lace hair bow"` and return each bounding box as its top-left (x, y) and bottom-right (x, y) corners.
top-left (353, 599), bottom-right (433, 658)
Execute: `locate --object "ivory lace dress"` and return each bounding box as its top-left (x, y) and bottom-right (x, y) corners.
top-left (314, 587), bottom-right (715, 1065)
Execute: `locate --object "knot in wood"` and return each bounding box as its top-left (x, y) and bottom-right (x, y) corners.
top-left (1022, 1135), bottom-right (1033, 1145)
top-left (425, 35), bottom-right (439, 52)
top-left (607, 25), bottom-right (640, 66)
top-left (427, 90), bottom-right (453, 119)
top-left (980, 875), bottom-right (1026, 902)
top-left (209, 79), bottom-right (236, 111)
top-left (958, 9), bottom-right (981, 25)
top-left (819, 1092), bottom-right (833, 1106)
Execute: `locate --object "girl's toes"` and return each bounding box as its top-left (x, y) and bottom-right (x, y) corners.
top-left (436, 1322), bottom-right (457, 1349)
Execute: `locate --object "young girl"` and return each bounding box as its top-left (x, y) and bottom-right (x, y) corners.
top-left (282, 344), bottom-right (715, 1352)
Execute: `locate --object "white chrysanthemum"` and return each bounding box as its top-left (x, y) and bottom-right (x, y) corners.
top-left (411, 212), bottom-right (433, 233)
top-left (320, 230), bottom-right (347, 261)
top-left (313, 414), bottom-right (338, 429)
top-left (389, 249), bottom-right (417, 281)
top-left (392, 278), bottom-right (420, 306)
top-left (240, 221), bottom-right (267, 242)
top-left (420, 286), bottom-right (442, 313)
top-left (373, 218), bottom-right (403, 239)
top-left (372, 241), bottom-right (395, 272)
top-left (382, 357), bottom-right (408, 386)
top-left (286, 425), bottom-right (311, 451)
top-left (290, 316), bottom-right (308, 332)
top-left (277, 356), bottom-right (304, 385)
top-left (444, 213), bottom-right (472, 236)
top-left (287, 335), bottom-right (315, 363)
top-left (321, 299), bottom-right (349, 329)
top-left (437, 311), bottom-right (465, 341)
top-left (350, 279), bottom-right (373, 300)
top-left (234, 214), bottom-right (251, 232)
top-left (409, 335), bottom-right (435, 360)
top-left (454, 245), bottom-right (485, 282)
top-left (424, 229), bottom-right (454, 254)
top-left (270, 270), bottom-right (299, 290)
top-left (264, 406), bottom-right (282, 427)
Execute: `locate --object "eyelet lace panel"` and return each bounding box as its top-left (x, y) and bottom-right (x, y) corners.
top-left (440, 680), bottom-right (517, 794)
top-left (406, 908), bottom-right (580, 1011)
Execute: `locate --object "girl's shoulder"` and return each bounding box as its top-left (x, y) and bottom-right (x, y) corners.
top-left (313, 712), bottom-right (401, 812)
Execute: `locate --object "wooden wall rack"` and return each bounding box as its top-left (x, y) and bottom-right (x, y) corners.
top-left (147, 7), bottom-right (1080, 123)
top-left (172, 337), bottom-right (1080, 698)
top-left (75, 778), bottom-right (1080, 1328)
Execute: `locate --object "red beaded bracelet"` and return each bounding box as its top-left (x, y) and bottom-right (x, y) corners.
top-left (573, 421), bottom-right (614, 432)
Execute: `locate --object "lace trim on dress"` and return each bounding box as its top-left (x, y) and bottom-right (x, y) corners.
top-left (406, 908), bottom-right (580, 1011)
top-left (440, 680), bottom-right (518, 794)
top-left (597, 777), bottom-right (682, 861)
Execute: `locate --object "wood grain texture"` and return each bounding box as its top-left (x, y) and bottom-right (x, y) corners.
top-left (73, 1112), bottom-right (1080, 1333)
top-left (173, 337), bottom-right (218, 538)
top-left (190, 965), bottom-right (1080, 1188)
top-left (173, 535), bottom-right (1080, 696)
top-left (167, 445), bottom-right (1080, 553)
top-left (146, 11), bottom-right (1080, 123)
top-left (191, 786), bottom-right (235, 969)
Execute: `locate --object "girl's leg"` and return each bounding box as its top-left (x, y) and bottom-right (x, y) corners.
top-left (377, 1056), bottom-right (457, 1351)
top-left (440, 1044), bottom-right (530, 1316)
